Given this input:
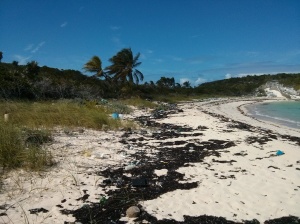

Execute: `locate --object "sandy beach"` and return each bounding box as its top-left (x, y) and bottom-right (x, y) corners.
top-left (0, 98), bottom-right (299, 224)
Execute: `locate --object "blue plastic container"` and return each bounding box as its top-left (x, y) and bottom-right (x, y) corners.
top-left (112, 113), bottom-right (119, 119)
top-left (276, 150), bottom-right (284, 156)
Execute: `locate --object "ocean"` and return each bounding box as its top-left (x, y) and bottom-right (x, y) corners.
top-left (246, 101), bottom-right (300, 129)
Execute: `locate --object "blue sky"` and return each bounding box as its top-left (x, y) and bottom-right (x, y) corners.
top-left (1, 0), bottom-right (300, 85)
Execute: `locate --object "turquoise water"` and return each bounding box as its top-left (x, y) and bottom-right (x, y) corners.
top-left (247, 101), bottom-right (300, 129)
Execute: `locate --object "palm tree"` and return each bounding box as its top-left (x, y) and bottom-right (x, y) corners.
top-left (83, 56), bottom-right (106, 79)
top-left (106, 48), bottom-right (144, 84)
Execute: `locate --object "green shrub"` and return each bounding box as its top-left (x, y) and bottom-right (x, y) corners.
top-left (24, 129), bottom-right (53, 146)
top-left (0, 123), bottom-right (53, 171)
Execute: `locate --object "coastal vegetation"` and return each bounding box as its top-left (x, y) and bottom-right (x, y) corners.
top-left (0, 100), bottom-right (136, 178)
top-left (0, 48), bottom-right (299, 174)
top-left (1, 47), bottom-right (299, 127)
top-left (0, 59), bottom-right (299, 101)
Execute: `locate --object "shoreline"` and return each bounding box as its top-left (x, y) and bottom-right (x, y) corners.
top-left (199, 98), bottom-right (300, 136)
top-left (0, 98), bottom-right (299, 223)
top-left (241, 100), bottom-right (300, 130)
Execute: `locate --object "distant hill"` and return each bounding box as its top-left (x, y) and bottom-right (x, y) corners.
top-left (195, 73), bottom-right (300, 97)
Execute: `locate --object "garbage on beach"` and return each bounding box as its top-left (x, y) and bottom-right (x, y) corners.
top-left (276, 150), bottom-right (285, 156)
top-left (4, 113), bottom-right (9, 122)
top-left (100, 196), bottom-right (107, 205)
top-left (132, 178), bottom-right (148, 187)
top-left (124, 164), bottom-right (136, 171)
top-left (112, 112), bottom-right (119, 119)
top-left (100, 98), bottom-right (108, 104)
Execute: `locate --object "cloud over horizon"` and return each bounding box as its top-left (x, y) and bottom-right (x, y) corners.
top-left (14, 55), bottom-right (32, 65)
top-left (60, 22), bottom-right (68, 28)
top-left (24, 44), bottom-right (34, 51)
top-left (31, 41), bottom-right (45, 53)
top-left (110, 26), bottom-right (120, 31)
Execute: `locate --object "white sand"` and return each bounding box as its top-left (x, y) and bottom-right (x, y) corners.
top-left (142, 99), bottom-right (300, 222)
top-left (0, 98), bottom-right (299, 223)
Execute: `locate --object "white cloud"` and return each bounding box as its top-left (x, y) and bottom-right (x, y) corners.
top-left (110, 26), bottom-right (120, 31)
top-left (189, 59), bottom-right (204, 64)
top-left (14, 55), bottom-right (32, 65)
top-left (112, 36), bottom-right (121, 44)
top-left (140, 53), bottom-right (147, 60)
top-left (31, 41), bottom-right (45, 53)
top-left (179, 77), bottom-right (207, 86)
top-left (225, 73), bottom-right (232, 79)
top-left (191, 34), bottom-right (201, 38)
top-left (246, 51), bottom-right (259, 57)
top-left (147, 50), bottom-right (153, 54)
top-left (180, 78), bottom-right (191, 85)
top-left (195, 77), bottom-right (206, 85)
top-left (172, 56), bottom-right (183, 61)
top-left (154, 59), bottom-right (163, 63)
top-left (24, 44), bottom-right (34, 51)
top-left (60, 22), bottom-right (68, 28)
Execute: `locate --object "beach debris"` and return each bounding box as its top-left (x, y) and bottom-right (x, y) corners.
top-left (264, 216), bottom-right (300, 224)
top-left (81, 204), bottom-right (89, 209)
top-left (124, 160), bottom-right (141, 171)
top-left (4, 112), bottom-right (9, 122)
top-left (124, 164), bottom-right (136, 171)
top-left (112, 112), bottom-right (119, 119)
top-left (102, 178), bottom-right (112, 185)
top-left (99, 196), bottom-right (107, 205)
top-left (92, 153), bottom-right (109, 159)
top-left (126, 206), bottom-right (140, 218)
top-left (132, 178), bottom-right (148, 187)
top-left (100, 98), bottom-right (108, 104)
top-left (29, 208), bottom-right (49, 214)
top-left (120, 152), bottom-right (127, 158)
top-left (76, 194), bottom-right (89, 202)
top-left (244, 219), bottom-right (260, 224)
top-left (276, 150), bottom-right (285, 156)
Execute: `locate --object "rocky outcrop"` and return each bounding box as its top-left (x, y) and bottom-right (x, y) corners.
top-left (258, 81), bottom-right (300, 99)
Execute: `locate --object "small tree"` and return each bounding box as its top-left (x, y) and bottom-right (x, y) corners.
top-left (12, 61), bottom-right (19, 67)
top-left (182, 81), bottom-right (191, 88)
top-left (0, 51), bottom-right (3, 63)
top-left (25, 61), bottom-right (40, 79)
top-left (156, 77), bottom-right (175, 88)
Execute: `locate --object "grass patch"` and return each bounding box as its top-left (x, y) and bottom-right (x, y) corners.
top-left (0, 100), bottom-right (137, 176)
top-left (117, 97), bottom-right (157, 109)
top-left (106, 101), bottom-right (134, 114)
top-left (0, 100), bottom-right (134, 130)
top-left (0, 122), bottom-right (53, 171)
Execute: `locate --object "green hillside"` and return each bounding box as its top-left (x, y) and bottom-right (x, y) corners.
top-left (0, 61), bottom-right (299, 100)
top-left (195, 73), bottom-right (300, 96)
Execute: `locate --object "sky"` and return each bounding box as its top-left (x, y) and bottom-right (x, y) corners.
top-left (1, 0), bottom-right (300, 85)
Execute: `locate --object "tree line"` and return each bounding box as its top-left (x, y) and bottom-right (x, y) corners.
top-left (0, 49), bottom-right (299, 101)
